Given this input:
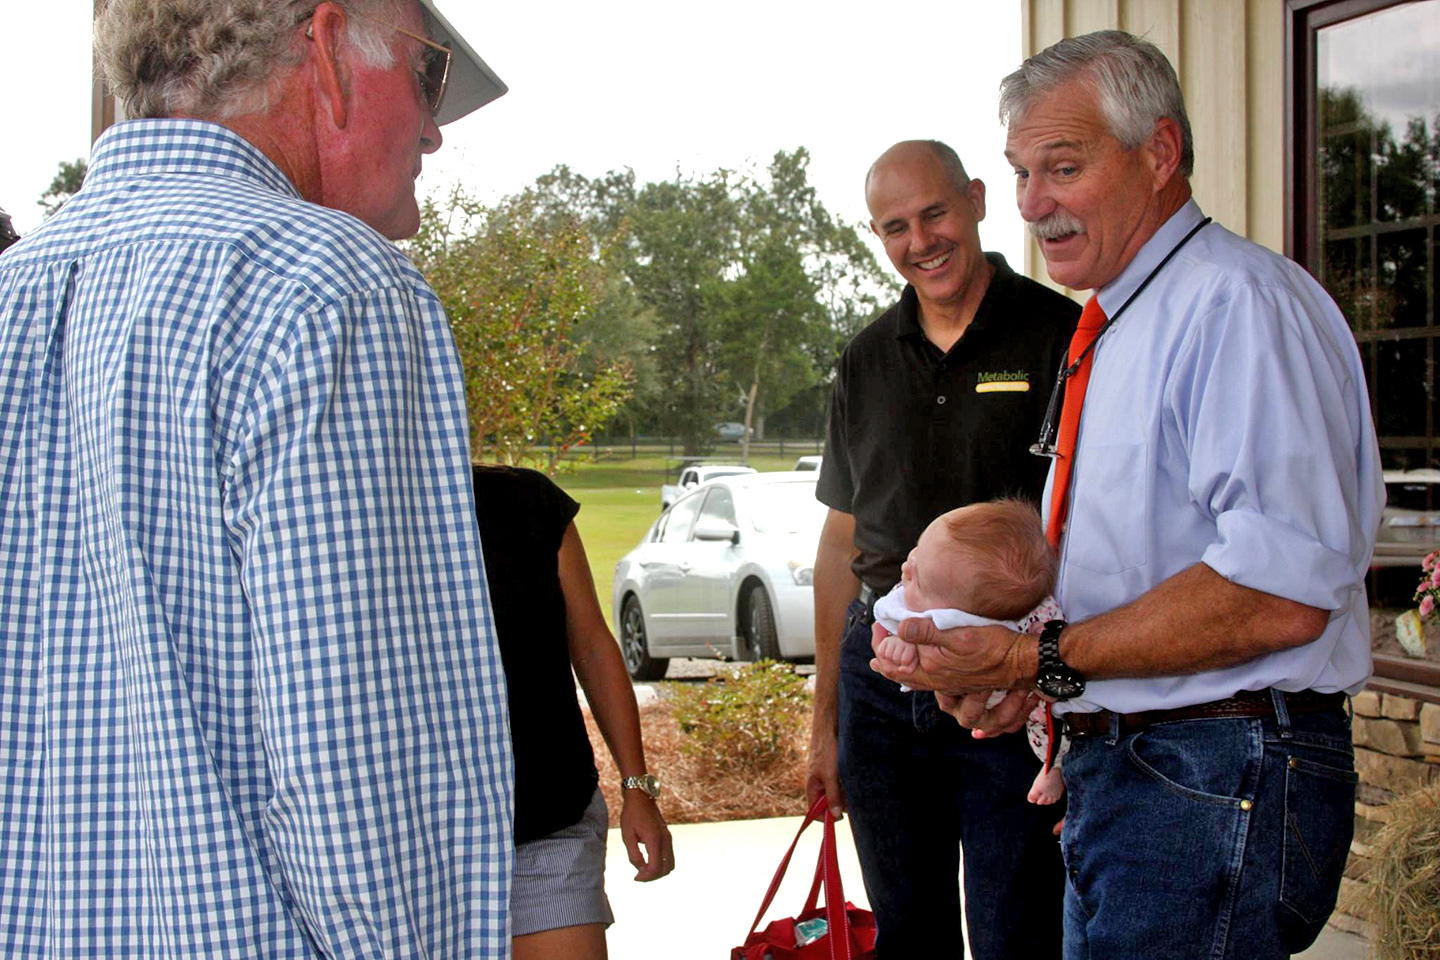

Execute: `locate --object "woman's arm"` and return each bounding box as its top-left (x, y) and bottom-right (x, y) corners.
top-left (558, 522), bottom-right (675, 882)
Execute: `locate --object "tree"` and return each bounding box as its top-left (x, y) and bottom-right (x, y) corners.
top-left (619, 152), bottom-right (895, 456)
top-left (38, 158), bottom-right (87, 218)
top-left (721, 149), bottom-right (895, 459)
top-left (529, 166), bottom-right (664, 441)
top-left (409, 189), bottom-right (633, 472)
top-left (626, 171), bottom-right (743, 454)
top-left (509, 153), bottom-right (898, 455)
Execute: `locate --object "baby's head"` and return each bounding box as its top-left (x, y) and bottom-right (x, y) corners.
top-left (899, 499), bottom-right (1054, 620)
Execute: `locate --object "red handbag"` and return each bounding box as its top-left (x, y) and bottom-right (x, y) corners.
top-left (731, 795), bottom-right (877, 960)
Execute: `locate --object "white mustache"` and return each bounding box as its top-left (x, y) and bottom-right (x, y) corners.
top-left (1027, 211), bottom-right (1086, 240)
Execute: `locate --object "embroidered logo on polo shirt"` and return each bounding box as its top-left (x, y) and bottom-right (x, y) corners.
top-left (974, 370), bottom-right (1031, 393)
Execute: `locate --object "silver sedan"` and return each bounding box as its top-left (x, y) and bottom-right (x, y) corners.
top-left (613, 472), bottom-right (825, 680)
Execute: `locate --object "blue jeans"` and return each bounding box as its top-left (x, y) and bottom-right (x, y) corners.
top-left (1060, 695), bottom-right (1357, 959)
top-left (836, 599), bottom-right (1065, 960)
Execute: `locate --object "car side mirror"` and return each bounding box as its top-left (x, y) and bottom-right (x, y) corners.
top-left (693, 520), bottom-right (740, 545)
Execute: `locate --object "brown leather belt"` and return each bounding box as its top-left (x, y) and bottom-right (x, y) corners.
top-left (1061, 688), bottom-right (1346, 738)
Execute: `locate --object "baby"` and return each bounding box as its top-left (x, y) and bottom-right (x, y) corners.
top-left (872, 499), bottom-right (1066, 805)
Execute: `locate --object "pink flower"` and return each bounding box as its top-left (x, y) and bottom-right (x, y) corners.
top-left (1421, 595), bottom-right (1435, 618)
top-left (1430, 566), bottom-right (1440, 588)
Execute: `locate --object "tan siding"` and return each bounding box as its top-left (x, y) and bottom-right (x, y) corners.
top-left (1068, 0), bottom-right (1121, 35)
top-left (1183, 0), bottom-right (1249, 235)
top-left (1121, 0), bottom-right (1180, 55)
top-left (1030, 0), bottom-right (1068, 51)
top-left (1246, 0), bottom-right (1284, 254)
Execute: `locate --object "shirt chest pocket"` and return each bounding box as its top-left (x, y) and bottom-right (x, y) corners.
top-left (1065, 442), bottom-right (1149, 574)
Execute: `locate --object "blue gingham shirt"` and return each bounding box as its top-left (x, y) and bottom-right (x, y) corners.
top-left (0, 120), bottom-right (513, 958)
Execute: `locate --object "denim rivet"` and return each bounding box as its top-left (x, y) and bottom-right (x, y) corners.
top-left (1240, 799), bottom-right (1254, 811)
top-left (1289, 757), bottom-right (1299, 769)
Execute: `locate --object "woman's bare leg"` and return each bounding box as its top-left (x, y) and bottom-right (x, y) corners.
top-left (513, 923), bottom-right (608, 960)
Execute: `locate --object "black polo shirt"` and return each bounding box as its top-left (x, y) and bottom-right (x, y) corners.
top-left (817, 253), bottom-right (1080, 592)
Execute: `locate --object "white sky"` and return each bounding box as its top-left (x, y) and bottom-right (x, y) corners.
top-left (2, 1), bottom-right (1027, 269)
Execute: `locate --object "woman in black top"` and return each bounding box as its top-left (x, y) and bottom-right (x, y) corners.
top-left (471, 465), bottom-right (673, 960)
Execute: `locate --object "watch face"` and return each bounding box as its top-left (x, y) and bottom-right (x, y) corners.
top-left (625, 774), bottom-right (661, 798)
top-left (1038, 670), bottom-right (1084, 701)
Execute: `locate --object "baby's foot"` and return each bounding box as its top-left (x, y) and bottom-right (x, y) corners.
top-left (1027, 767), bottom-right (1066, 805)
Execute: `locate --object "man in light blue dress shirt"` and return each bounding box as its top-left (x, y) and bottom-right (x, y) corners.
top-left (0, 2), bottom-right (515, 956)
top-left (872, 31), bottom-right (1383, 959)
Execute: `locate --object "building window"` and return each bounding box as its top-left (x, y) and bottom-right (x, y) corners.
top-left (1293, 0), bottom-right (1440, 470)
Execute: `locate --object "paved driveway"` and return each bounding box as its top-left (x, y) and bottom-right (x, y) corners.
top-left (601, 815), bottom-right (1368, 958)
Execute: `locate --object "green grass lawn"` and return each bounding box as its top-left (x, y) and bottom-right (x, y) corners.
top-left (551, 451), bottom-right (813, 630)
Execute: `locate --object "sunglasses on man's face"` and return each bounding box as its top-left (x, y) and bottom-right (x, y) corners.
top-left (390, 23), bottom-right (452, 117)
top-left (306, 9), bottom-right (453, 118)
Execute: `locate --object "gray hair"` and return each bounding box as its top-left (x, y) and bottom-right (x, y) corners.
top-left (95, 0), bottom-right (407, 121)
top-left (998, 30), bottom-right (1194, 178)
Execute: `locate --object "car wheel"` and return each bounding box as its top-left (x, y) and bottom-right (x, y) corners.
top-left (620, 596), bottom-right (669, 681)
top-left (742, 584), bottom-right (782, 662)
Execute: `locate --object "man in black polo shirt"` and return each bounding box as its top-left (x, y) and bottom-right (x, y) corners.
top-left (805, 140), bottom-right (1078, 959)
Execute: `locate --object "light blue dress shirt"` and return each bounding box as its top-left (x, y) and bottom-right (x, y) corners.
top-left (0, 120), bottom-right (513, 957)
top-left (1046, 200), bottom-right (1384, 716)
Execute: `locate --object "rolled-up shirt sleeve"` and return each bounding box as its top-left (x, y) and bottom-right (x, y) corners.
top-left (1171, 280), bottom-right (1381, 612)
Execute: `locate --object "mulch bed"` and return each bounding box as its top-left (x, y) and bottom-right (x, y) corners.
top-left (584, 699), bottom-right (810, 825)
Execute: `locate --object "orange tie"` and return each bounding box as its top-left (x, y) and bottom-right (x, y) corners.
top-left (1045, 295), bottom-right (1107, 549)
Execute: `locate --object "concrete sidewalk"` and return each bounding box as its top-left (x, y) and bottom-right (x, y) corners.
top-left (602, 815), bottom-right (1369, 959)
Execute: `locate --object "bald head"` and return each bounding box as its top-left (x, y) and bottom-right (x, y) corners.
top-left (865, 140), bottom-right (970, 206)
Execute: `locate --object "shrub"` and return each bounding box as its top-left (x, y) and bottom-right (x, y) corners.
top-left (669, 661), bottom-right (811, 771)
top-left (585, 661), bottom-right (813, 824)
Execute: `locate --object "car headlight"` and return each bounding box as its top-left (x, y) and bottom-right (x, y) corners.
top-left (788, 560), bottom-right (814, 586)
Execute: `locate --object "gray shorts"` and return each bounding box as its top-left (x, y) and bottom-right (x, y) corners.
top-left (511, 787), bottom-right (615, 938)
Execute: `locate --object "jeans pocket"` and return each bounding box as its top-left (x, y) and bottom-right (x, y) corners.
top-left (1124, 722), bottom-right (1252, 805)
top-left (1279, 752), bottom-right (1357, 942)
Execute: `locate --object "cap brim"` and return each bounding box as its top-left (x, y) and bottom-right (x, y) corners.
top-left (419, 0), bottom-right (507, 126)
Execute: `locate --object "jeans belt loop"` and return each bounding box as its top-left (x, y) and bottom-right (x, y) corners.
top-left (1270, 687), bottom-right (1293, 739)
top-left (857, 583), bottom-right (881, 627)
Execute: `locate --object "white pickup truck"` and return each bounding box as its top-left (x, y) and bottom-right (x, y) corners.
top-left (660, 464), bottom-right (758, 510)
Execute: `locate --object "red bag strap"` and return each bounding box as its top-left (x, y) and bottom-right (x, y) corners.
top-left (742, 794), bottom-right (857, 958)
top-left (820, 807), bottom-right (852, 960)
top-left (744, 794), bottom-right (828, 939)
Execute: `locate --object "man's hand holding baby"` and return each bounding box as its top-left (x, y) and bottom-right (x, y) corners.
top-left (870, 618), bottom-right (1038, 735)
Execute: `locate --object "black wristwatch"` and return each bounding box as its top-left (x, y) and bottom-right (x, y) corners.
top-left (1035, 619), bottom-right (1085, 701)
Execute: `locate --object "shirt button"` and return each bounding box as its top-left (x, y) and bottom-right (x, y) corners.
top-left (937, 395), bottom-right (947, 405)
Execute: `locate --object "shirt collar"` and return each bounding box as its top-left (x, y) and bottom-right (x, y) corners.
top-left (87, 119), bottom-right (303, 201)
top-left (1094, 198), bottom-right (1206, 317)
top-left (891, 252), bottom-right (1012, 342)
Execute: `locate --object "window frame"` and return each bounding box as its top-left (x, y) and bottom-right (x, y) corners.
top-left (1286, 0), bottom-right (1439, 469)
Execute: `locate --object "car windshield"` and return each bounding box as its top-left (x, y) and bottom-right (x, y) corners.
top-left (704, 468), bottom-right (752, 480)
top-left (744, 482), bottom-right (827, 535)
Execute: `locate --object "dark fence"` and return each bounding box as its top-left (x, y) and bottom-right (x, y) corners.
top-left (564, 437), bottom-right (824, 463)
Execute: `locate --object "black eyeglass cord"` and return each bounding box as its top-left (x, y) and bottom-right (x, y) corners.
top-left (1031, 216), bottom-right (1213, 458)
top-left (1062, 216), bottom-right (1212, 377)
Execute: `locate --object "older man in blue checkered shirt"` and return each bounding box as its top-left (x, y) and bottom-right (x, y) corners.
top-left (0, 2), bottom-right (515, 956)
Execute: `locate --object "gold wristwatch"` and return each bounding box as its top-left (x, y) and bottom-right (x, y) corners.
top-left (621, 773), bottom-right (661, 799)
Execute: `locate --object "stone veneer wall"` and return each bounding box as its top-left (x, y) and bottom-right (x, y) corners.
top-left (1330, 688), bottom-right (1440, 935)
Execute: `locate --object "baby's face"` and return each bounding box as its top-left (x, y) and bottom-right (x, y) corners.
top-left (899, 519), bottom-right (973, 612)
